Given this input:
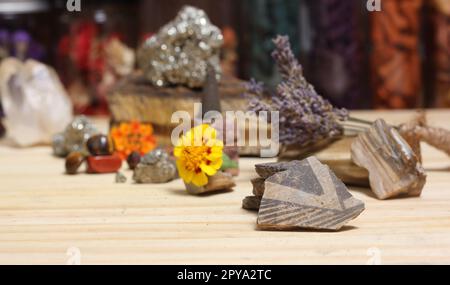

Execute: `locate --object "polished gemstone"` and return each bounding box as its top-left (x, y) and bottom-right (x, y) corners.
top-left (86, 155), bottom-right (122, 174)
top-left (126, 151), bottom-right (141, 170)
top-left (65, 152), bottom-right (85, 175)
top-left (87, 135), bottom-right (111, 156)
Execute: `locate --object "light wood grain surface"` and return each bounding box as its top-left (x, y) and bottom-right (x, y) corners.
top-left (0, 110), bottom-right (450, 265)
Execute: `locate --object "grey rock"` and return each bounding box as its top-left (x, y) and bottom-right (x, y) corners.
top-left (115, 172), bottom-right (127, 183)
top-left (133, 149), bottom-right (176, 184)
top-left (52, 133), bottom-right (66, 157)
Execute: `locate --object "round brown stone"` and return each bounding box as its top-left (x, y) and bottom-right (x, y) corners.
top-left (127, 151), bottom-right (141, 170)
top-left (65, 152), bottom-right (85, 174)
top-left (86, 134), bottom-right (111, 156)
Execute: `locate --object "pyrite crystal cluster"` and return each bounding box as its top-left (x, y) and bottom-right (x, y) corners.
top-left (133, 149), bottom-right (177, 184)
top-left (137, 6), bottom-right (223, 88)
top-left (247, 36), bottom-right (349, 148)
top-left (52, 116), bottom-right (98, 157)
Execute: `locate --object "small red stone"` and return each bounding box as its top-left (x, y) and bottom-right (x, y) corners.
top-left (86, 155), bottom-right (122, 174)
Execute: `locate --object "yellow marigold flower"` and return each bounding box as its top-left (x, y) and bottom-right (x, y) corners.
top-left (110, 121), bottom-right (157, 160)
top-left (174, 124), bottom-right (223, 187)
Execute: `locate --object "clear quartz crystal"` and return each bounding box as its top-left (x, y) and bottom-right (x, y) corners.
top-left (0, 58), bottom-right (73, 146)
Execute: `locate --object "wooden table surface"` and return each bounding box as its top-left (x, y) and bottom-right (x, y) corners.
top-left (1, 110), bottom-right (450, 265)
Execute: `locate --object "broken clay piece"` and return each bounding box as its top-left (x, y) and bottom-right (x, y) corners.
top-left (242, 162), bottom-right (296, 212)
top-left (255, 161), bottom-right (296, 179)
top-left (251, 178), bottom-right (265, 197)
top-left (242, 196), bottom-right (262, 211)
top-left (86, 155), bottom-right (122, 174)
top-left (185, 172), bottom-right (235, 195)
top-left (351, 119), bottom-right (427, 200)
top-left (257, 157), bottom-right (365, 231)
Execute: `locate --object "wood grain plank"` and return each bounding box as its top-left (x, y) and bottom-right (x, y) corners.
top-left (0, 111), bottom-right (449, 264)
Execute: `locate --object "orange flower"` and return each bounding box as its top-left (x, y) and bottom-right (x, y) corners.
top-left (109, 121), bottom-right (157, 160)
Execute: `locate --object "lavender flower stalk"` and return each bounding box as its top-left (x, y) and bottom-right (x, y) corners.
top-left (247, 35), bottom-right (349, 147)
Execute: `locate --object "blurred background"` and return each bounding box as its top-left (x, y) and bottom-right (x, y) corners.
top-left (0, 0), bottom-right (448, 113)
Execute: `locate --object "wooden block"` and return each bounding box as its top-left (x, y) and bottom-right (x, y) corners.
top-left (257, 157), bottom-right (365, 231)
top-left (86, 155), bottom-right (122, 174)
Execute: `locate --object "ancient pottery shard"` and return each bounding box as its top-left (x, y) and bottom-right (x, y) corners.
top-left (351, 119), bottom-right (427, 200)
top-left (185, 172), bottom-right (235, 195)
top-left (255, 161), bottom-right (296, 179)
top-left (251, 178), bottom-right (265, 197)
top-left (257, 157), bottom-right (365, 231)
top-left (86, 155), bottom-right (122, 174)
top-left (242, 196), bottom-right (262, 211)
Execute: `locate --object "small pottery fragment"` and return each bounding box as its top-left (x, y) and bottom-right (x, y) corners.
top-left (351, 119), bottom-right (427, 200)
top-left (255, 161), bottom-right (296, 179)
top-left (251, 178), bottom-right (265, 197)
top-left (257, 157), bottom-right (365, 231)
top-left (86, 155), bottom-right (122, 174)
top-left (65, 152), bottom-right (85, 175)
top-left (242, 196), bottom-right (262, 211)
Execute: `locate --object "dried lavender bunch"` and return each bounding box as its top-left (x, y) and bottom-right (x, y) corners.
top-left (247, 35), bottom-right (349, 147)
